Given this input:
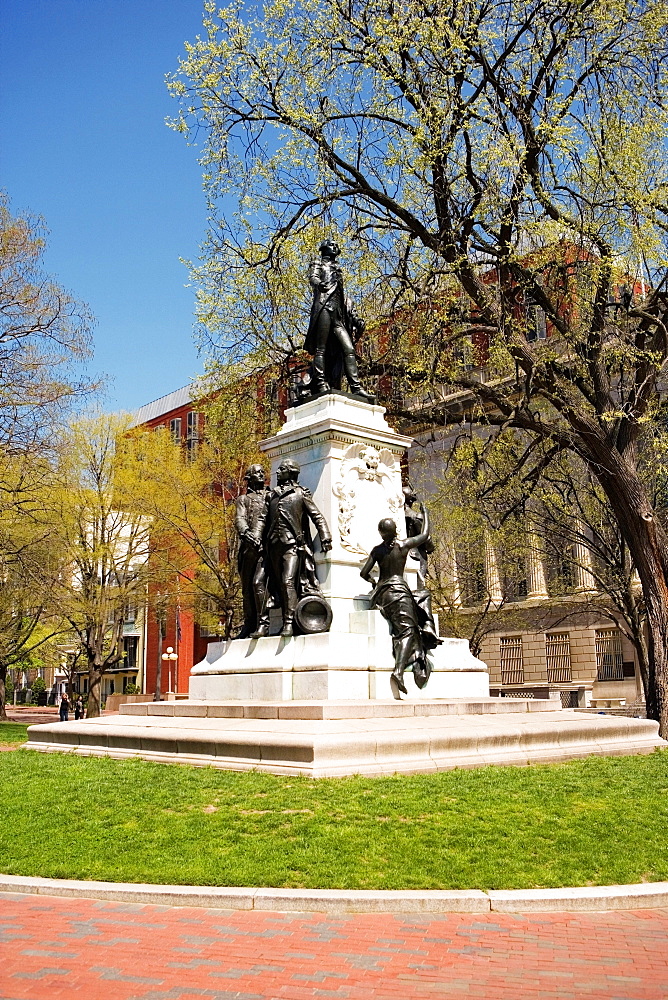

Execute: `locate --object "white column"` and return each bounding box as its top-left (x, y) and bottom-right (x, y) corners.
top-left (484, 533), bottom-right (503, 606)
top-left (444, 539), bottom-right (462, 608)
top-left (572, 526), bottom-right (597, 592)
top-left (526, 534), bottom-right (548, 599)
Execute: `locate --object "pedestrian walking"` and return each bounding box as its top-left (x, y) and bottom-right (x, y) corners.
top-left (59, 693), bottom-right (70, 722)
top-left (74, 695), bottom-right (84, 720)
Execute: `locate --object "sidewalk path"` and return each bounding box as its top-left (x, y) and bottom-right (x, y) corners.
top-left (5, 707), bottom-right (58, 726)
top-left (1, 891), bottom-right (667, 999)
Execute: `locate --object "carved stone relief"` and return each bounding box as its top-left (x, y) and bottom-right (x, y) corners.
top-left (333, 443), bottom-right (404, 554)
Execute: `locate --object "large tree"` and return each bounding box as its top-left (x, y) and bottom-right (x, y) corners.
top-left (52, 415), bottom-right (153, 718)
top-left (0, 450), bottom-right (66, 720)
top-left (0, 195), bottom-right (97, 715)
top-left (170, 0), bottom-right (668, 733)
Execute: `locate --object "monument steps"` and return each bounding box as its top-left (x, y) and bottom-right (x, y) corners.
top-left (24, 699), bottom-right (665, 778)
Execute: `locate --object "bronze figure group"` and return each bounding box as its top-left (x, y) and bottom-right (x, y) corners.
top-left (235, 460), bottom-right (332, 639)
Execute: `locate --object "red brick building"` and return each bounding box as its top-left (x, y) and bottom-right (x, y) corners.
top-left (134, 386), bottom-right (216, 696)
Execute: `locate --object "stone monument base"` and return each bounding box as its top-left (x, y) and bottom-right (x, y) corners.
top-left (189, 611), bottom-right (489, 702)
top-left (24, 699), bottom-right (665, 778)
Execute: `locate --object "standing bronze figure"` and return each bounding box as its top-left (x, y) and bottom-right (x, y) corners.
top-left (304, 240), bottom-right (373, 401)
top-left (264, 459), bottom-right (332, 636)
top-left (403, 486), bottom-right (441, 650)
top-left (234, 464), bottom-right (270, 639)
top-left (361, 503), bottom-right (442, 698)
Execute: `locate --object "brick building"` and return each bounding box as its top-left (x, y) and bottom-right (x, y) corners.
top-left (133, 386), bottom-right (215, 697)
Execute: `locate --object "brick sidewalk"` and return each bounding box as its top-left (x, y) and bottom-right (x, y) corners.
top-left (1, 892), bottom-right (667, 999)
top-left (5, 707), bottom-right (59, 726)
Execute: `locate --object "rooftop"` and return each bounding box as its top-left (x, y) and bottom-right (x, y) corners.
top-left (133, 385), bottom-right (197, 425)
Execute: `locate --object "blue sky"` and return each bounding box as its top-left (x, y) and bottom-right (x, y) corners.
top-left (2, 1), bottom-right (210, 413)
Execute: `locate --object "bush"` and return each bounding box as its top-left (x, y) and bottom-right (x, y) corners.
top-left (124, 683), bottom-right (140, 695)
top-left (30, 677), bottom-right (46, 695)
top-left (4, 677), bottom-right (14, 703)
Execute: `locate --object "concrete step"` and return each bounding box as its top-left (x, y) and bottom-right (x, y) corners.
top-left (118, 698), bottom-right (562, 720)
top-left (23, 707), bottom-right (665, 778)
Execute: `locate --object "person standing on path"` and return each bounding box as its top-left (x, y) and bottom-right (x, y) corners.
top-left (59, 693), bottom-right (69, 722)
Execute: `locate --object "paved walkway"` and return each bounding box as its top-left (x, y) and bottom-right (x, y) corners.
top-left (1, 892), bottom-right (667, 999)
top-left (5, 707), bottom-right (58, 725)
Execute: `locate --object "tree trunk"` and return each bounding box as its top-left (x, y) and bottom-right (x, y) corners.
top-left (594, 465), bottom-right (668, 736)
top-left (87, 664), bottom-right (102, 718)
top-left (0, 662), bottom-right (7, 721)
top-left (632, 620), bottom-right (651, 711)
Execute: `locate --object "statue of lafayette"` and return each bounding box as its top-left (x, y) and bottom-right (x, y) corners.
top-left (304, 240), bottom-right (374, 401)
top-left (360, 502), bottom-right (442, 698)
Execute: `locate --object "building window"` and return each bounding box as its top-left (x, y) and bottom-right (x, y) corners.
top-left (186, 411), bottom-right (202, 456)
top-left (527, 305), bottom-right (547, 341)
top-left (169, 417), bottom-right (182, 443)
top-left (595, 629), bottom-right (624, 681)
top-left (123, 636), bottom-right (138, 672)
top-left (500, 636), bottom-right (524, 685)
top-left (545, 632), bottom-right (572, 683)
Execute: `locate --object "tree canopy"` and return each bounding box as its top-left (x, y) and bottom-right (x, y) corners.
top-left (0, 194), bottom-right (96, 451)
top-left (169, 0), bottom-right (668, 363)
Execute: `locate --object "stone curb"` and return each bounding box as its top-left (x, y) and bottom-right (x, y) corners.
top-left (1, 873), bottom-right (668, 913)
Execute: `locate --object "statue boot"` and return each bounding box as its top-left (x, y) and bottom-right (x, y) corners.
top-left (312, 353), bottom-right (331, 394)
top-left (342, 350), bottom-right (374, 401)
top-left (250, 610), bottom-right (271, 639)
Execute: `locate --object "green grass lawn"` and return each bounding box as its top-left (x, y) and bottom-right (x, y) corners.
top-left (0, 722), bottom-right (28, 746)
top-left (1, 748), bottom-right (667, 890)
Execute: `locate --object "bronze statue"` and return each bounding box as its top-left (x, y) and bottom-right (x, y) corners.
top-left (404, 486), bottom-right (441, 649)
top-left (234, 464), bottom-right (271, 639)
top-left (261, 459), bottom-right (332, 637)
top-left (304, 240), bottom-right (374, 400)
top-left (360, 502), bottom-right (442, 698)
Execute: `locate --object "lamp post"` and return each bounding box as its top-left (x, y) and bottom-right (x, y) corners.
top-left (161, 646), bottom-right (178, 701)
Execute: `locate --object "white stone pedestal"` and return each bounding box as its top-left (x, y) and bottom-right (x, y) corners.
top-left (190, 392), bottom-right (489, 703)
top-left (260, 392), bottom-right (418, 628)
top-left (190, 609), bottom-right (489, 702)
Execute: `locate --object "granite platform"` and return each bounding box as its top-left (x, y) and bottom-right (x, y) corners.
top-left (24, 699), bottom-right (666, 777)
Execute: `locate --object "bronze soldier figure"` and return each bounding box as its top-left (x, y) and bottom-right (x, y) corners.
top-left (234, 464), bottom-right (270, 639)
top-left (304, 240), bottom-right (373, 400)
top-left (265, 459), bottom-right (332, 636)
top-left (360, 503), bottom-right (442, 698)
top-left (403, 486), bottom-right (440, 650)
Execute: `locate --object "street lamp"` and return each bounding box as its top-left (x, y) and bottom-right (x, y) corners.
top-left (161, 646), bottom-right (178, 700)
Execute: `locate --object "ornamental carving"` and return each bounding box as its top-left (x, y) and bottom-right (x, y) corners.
top-left (333, 443), bottom-right (404, 555)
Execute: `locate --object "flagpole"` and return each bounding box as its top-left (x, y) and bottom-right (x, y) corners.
top-left (175, 576), bottom-right (182, 694)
